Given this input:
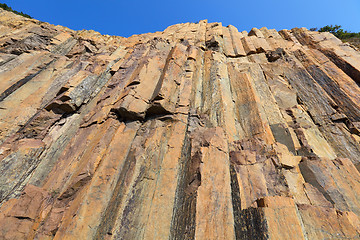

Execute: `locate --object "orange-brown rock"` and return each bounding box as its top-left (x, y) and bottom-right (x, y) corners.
top-left (1, 8), bottom-right (360, 239)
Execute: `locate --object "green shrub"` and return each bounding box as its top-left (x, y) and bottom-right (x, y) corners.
top-left (316, 25), bottom-right (360, 40)
top-left (311, 25), bottom-right (360, 49)
top-left (0, 3), bottom-right (32, 18)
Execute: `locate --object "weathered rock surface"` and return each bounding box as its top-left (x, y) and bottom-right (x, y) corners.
top-left (1, 8), bottom-right (360, 239)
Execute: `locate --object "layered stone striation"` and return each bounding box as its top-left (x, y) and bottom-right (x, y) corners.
top-left (1, 8), bottom-right (360, 239)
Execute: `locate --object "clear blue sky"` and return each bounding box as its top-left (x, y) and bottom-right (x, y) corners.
top-left (2, 0), bottom-right (360, 37)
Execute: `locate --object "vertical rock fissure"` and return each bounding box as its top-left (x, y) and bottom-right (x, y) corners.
top-left (149, 45), bottom-right (176, 102)
top-left (108, 122), bottom-right (173, 239)
top-left (230, 164), bottom-right (242, 239)
top-left (170, 131), bottom-right (198, 240)
top-left (94, 147), bottom-right (138, 239)
top-left (0, 59), bottom-right (56, 102)
top-left (236, 207), bottom-right (269, 240)
top-left (294, 52), bottom-right (360, 122)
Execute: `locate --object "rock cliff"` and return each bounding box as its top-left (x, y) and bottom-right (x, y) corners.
top-left (1, 8), bottom-right (360, 239)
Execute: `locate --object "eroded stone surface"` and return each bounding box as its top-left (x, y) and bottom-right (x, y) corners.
top-left (1, 8), bottom-right (360, 239)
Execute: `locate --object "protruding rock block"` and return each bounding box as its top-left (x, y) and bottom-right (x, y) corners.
top-left (228, 25), bottom-right (247, 57)
top-left (241, 36), bottom-right (257, 54)
top-left (249, 27), bottom-right (265, 38)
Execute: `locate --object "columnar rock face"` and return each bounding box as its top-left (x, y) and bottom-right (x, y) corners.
top-left (1, 8), bottom-right (360, 240)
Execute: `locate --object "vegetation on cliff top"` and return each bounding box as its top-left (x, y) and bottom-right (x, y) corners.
top-left (0, 3), bottom-right (32, 19)
top-left (311, 25), bottom-right (360, 49)
top-left (311, 25), bottom-right (360, 39)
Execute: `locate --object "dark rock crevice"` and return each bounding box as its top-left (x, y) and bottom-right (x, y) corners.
top-left (170, 132), bottom-right (199, 240)
top-left (0, 59), bottom-right (56, 102)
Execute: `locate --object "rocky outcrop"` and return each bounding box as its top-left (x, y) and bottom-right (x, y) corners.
top-left (1, 8), bottom-right (360, 239)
